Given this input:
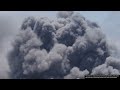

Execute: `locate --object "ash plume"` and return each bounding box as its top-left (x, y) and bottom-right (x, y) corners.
top-left (8, 11), bottom-right (120, 79)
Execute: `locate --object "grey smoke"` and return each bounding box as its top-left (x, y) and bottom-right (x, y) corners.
top-left (64, 67), bottom-right (89, 79)
top-left (8, 11), bottom-right (120, 79)
top-left (0, 12), bottom-right (26, 79)
top-left (57, 11), bottom-right (74, 18)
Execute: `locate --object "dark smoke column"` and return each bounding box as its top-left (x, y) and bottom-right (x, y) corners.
top-left (8, 11), bottom-right (112, 79)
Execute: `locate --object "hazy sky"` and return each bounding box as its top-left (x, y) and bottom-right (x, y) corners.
top-left (0, 11), bottom-right (110, 25)
top-left (0, 11), bottom-right (120, 78)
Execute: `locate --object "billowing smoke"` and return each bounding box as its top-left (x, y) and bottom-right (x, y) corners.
top-left (8, 11), bottom-right (120, 79)
top-left (57, 11), bottom-right (74, 18)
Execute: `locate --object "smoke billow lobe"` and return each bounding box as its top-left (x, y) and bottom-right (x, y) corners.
top-left (8, 11), bottom-right (119, 79)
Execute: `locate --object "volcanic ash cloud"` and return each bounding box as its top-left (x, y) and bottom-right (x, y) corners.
top-left (8, 11), bottom-right (120, 79)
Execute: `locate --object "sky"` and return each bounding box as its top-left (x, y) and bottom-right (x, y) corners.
top-left (0, 11), bottom-right (120, 78)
